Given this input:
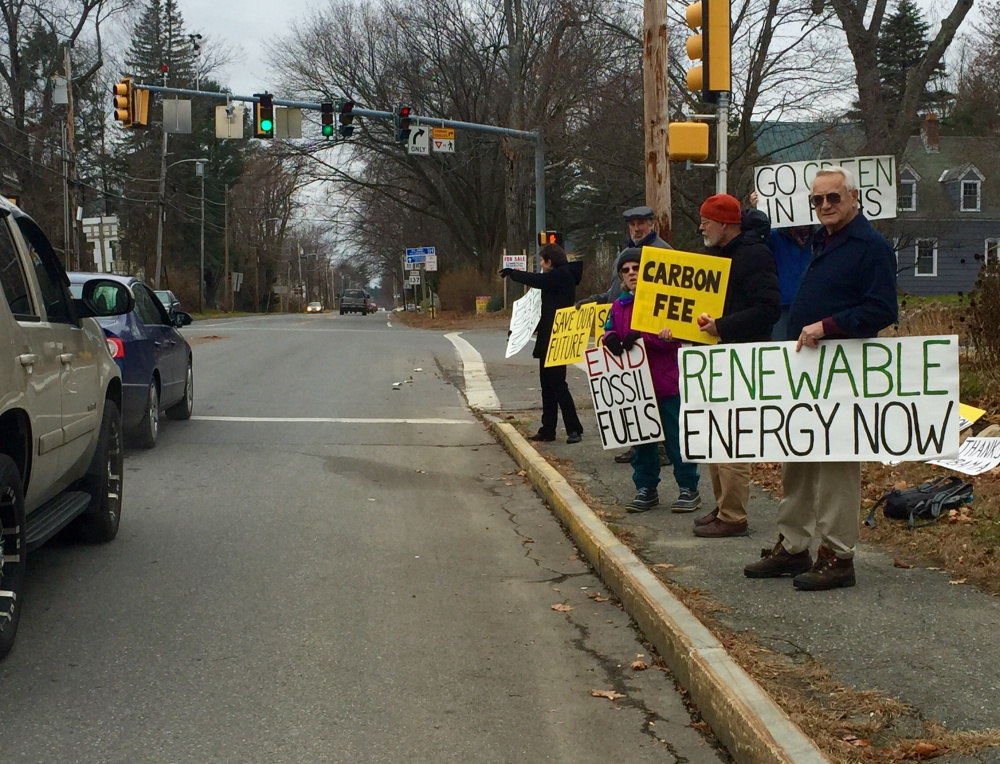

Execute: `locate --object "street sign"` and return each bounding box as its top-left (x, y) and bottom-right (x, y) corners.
top-left (405, 246), bottom-right (435, 265)
top-left (232, 272), bottom-right (244, 292)
top-left (432, 127), bottom-right (455, 153)
top-left (425, 254), bottom-right (437, 271)
top-left (275, 107), bottom-right (303, 139)
top-left (163, 100), bottom-right (193, 134)
top-left (503, 254), bottom-right (527, 271)
top-left (408, 270), bottom-right (422, 285)
top-left (408, 126), bottom-right (429, 155)
top-left (215, 105), bottom-right (245, 139)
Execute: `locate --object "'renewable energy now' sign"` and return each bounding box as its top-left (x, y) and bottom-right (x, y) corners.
top-left (679, 336), bottom-right (959, 463)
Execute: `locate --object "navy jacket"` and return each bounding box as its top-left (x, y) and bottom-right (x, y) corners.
top-left (505, 260), bottom-right (584, 358)
top-left (786, 213), bottom-right (897, 341)
top-left (711, 232), bottom-right (781, 344)
top-left (770, 227), bottom-right (816, 307)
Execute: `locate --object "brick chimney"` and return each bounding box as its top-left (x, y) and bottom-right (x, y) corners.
top-left (920, 113), bottom-right (940, 153)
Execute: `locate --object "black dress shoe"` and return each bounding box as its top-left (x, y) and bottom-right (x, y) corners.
top-left (528, 432), bottom-right (556, 442)
top-left (566, 432), bottom-right (582, 444)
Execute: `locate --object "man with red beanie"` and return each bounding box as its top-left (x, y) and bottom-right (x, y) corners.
top-left (692, 193), bottom-right (780, 538)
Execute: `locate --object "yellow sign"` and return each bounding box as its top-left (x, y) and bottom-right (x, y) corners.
top-left (959, 403), bottom-right (986, 430)
top-left (594, 303), bottom-right (611, 346)
top-left (432, 127), bottom-right (455, 140)
top-left (631, 245), bottom-right (731, 344)
top-left (545, 304), bottom-right (596, 367)
top-left (475, 295), bottom-right (490, 314)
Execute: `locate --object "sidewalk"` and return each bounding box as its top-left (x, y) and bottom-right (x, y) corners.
top-left (456, 327), bottom-right (1000, 763)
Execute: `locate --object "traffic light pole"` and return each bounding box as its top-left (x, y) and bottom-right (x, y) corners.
top-left (716, 92), bottom-right (729, 194)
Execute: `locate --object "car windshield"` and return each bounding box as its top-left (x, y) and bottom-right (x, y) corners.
top-left (309, 302), bottom-right (321, 308)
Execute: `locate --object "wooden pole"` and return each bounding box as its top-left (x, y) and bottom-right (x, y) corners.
top-left (643, 0), bottom-right (672, 242)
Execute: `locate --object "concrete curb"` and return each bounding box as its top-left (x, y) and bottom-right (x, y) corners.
top-left (488, 418), bottom-right (830, 764)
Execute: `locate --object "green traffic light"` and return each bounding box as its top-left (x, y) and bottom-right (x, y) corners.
top-left (261, 118), bottom-right (273, 132)
top-left (322, 124), bottom-right (334, 137)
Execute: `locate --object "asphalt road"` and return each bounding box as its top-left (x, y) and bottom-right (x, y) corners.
top-left (0, 312), bottom-right (722, 764)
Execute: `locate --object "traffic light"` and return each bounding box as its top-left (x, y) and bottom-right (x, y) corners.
top-left (394, 105), bottom-right (412, 143)
top-left (338, 100), bottom-right (355, 138)
top-left (684, 0), bottom-right (731, 103)
top-left (668, 122), bottom-right (710, 161)
top-left (321, 101), bottom-right (334, 137)
top-left (113, 77), bottom-right (133, 127)
top-left (255, 93), bottom-right (274, 138)
top-left (538, 231), bottom-right (564, 248)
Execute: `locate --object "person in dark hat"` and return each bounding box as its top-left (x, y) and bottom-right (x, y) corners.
top-left (692, 193), bottom-right (780, 538)
top-left (579, 205), bottom-right (672, 463)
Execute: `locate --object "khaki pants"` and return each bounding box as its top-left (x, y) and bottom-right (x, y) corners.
top-left (777, 462), bottom-right (862, 559)
top-left (709, 463), bottom-right (751, 524)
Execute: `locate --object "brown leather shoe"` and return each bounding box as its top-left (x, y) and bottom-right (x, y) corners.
top-left (614, 447), bottom-right (635, 464)
top-left (694, 508), bottom-right (719, 527)
top-left (793, 546), bottom-right (856, 590)
top-left (744, 537), bottom-right (813, 578)
top-left (693, 517), bottom-right (748, 537)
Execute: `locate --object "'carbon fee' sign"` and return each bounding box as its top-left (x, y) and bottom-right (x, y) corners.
top-left (631, 246), bottom-right (731, 344)
top-left (753, 155), bottom-right (897, 229)
top-left (679, 336), bottom-right (959, 463)
top-left (545, 304), bottom-right (597, 367)
top-left (585, 339), bottom-right (664, 450)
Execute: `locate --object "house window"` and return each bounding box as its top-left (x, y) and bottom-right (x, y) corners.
top-left (961, 180), bottom-right (981, 212)
top-left (986, 239), bottom-right (1000, 265)
top-left (898, 179), bottom-right (917, 211)
top-left (915, 239), bottom-right (937, 276)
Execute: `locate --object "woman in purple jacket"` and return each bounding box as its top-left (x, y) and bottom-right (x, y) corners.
top-left (603, 248), bottom-right (701, 512)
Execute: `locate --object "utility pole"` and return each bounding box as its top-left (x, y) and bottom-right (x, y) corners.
top-left (643, 0), bottom-right (672, 242)
top-left (198, 162), bottom-right (205, 313)
top-left (224, 184), bottom-right (230, 311)
top-left (64, 45), bottom-right (81, 269)
top-left (154, 129), bottom-right (168, 289)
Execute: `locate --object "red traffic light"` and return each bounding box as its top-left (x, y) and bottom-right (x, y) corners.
top-left (395, 105), bottom-right (412, 143)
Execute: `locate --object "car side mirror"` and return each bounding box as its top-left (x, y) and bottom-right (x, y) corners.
top-left (76, 279), bottom-right (134, 317)
top-left (173, 311), bottom-right (193, 327)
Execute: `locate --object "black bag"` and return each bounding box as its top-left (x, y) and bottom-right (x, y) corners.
top-left (864, 476), bottom-right (974, 529)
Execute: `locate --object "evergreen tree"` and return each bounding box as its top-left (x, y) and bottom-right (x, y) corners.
top-left (876, 0), bottom-right (950, 120)
top-left (124, 0), bottom-right (196, 88)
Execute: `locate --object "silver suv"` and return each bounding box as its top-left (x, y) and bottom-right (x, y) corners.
top-left (0, 197), bottom-right (134, 660)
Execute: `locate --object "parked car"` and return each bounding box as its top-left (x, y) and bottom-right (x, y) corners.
top-left (306, 301), bottom-right (323, 313)
top-left (69, 274), bottom-right (194, 449)
top-left (0, 197), bottom-right (134, 659)
top-left (340, 289), bottom-right (370, 315)
top-left (154, 289), bottom-right (181, 315)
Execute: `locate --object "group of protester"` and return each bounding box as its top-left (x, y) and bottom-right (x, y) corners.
top-left (500, 166), bottom-right (898, 591)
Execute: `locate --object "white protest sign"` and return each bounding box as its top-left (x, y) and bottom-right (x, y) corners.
top-left (679, 336), bottom-right (959, 463)
top-left (584, 339), bottom-right (664, 450)
top-left (753, 155), bottom-right (897, 229)
top-left (929, 437), bottom-right (1000, 476)
top-left (506, 288), bottom-right (542, 358)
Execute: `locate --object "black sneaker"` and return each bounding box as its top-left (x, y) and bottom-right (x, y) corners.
top-left (627, 488), bottom-right (659, 512)
top-left (671, 488), bottom-right (701, 513)
top-left (566, 432), bottom-right (582, 444)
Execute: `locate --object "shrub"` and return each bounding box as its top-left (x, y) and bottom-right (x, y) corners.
top-left (487, 294), bottom-right (504, 312)
top-left (438, 267), bottom-right (493, 313)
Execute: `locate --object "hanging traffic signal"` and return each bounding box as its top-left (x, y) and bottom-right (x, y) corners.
top-left (113, 77), bottom-right (133, 127)
top-left (339, 100), bottom-right (355, 138)
top-left (255, 93), bottom-right (274, 138)
top-left (321, 101), bottom-right (334, 137)
top-left (395, 105), bottom-right (412, 143)
top-left (538, 231), bottom-right (564, 248)
top-left (685, 0), bottom-right (731, 103)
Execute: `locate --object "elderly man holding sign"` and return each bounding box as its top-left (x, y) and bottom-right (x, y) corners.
top-left (744, 167), bottom-right (897, 590)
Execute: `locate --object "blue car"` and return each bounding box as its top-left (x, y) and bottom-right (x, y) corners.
top-left (68, 274), bottom-right (194, 449)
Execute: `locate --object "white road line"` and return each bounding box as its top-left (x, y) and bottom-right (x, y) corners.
top-left (191, 416), bottom-right (474, 424)
top-left (444, 332), bottom-right (501, 412)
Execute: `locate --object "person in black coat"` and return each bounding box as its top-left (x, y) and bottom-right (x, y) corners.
top-left (500, 243), bottom-right (585, 444)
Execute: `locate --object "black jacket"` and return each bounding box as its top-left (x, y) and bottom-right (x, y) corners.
top-left (787, 213), bottom-right (897, 341)
top-left (505, 261), bottom-right (584, 358)
top-left (711, 232), bottom-right (781, 344)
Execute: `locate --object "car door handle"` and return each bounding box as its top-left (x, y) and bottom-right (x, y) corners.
top-left (153, 341), bottom-right (161, 347)
top-left (18, 353), bottom-right (37, 367)
top-left (167, 340), bottom-right (176, 346)
top-left (59, 353), bottom-right (74, 364)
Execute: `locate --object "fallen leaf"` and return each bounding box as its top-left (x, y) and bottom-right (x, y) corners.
top-left (517, 470), bottom-right (526, 477)
top-left (949, 578), bottom-right (967, 585)
top-left (691, 721), bottom-right (712, 734)
top-left (589, 689), bottom-right (625, 700)
top-left (893, 558), bottom-right (913, 569)
top-left (415, 469), bottom-right (426, 474)
top-left (551, 603), bottom-right (574, 612)
top-left (927, 567), bottom-right (942, 571)
top-left (567, 554), bottom-right (580, 561)
top-left (652, 563), bottom-right (675, 571)
top-left (586, 591), bottom-right (609, 602)
top-left (630, 660), bottom-right (649, 670)
top-left (912, 741), bottom-right (938, 757)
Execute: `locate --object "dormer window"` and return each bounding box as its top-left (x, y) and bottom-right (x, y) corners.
top-left (962, 180), bottom-right (981, 212)
top-left (898, 179), bottom-right (917, 211)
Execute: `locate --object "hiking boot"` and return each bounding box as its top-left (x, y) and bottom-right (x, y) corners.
top-left (694, 508), bottom-right (719, 527)
top-left (670, 488), bottom-right (701, 513)
top-left (566, 431), bottom-right (582, 444)
top-left (615, 447), bottom-right (635, 464)
top-left (793, 546), bottom-right (856, 591)
top-left (627, 488), bottom-right (659, 512)
top-left (743, 537), bottom-right (813, 578)
top-left (693, 517), bottom-right (749, 538)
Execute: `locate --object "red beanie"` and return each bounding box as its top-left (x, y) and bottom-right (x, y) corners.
top-left (699, 194), bottom-right (742, 225)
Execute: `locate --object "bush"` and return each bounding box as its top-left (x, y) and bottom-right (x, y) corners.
top-left (487, 294), bottom-right (504, 312)
top-left (437, 267), bottom-right (494, 313)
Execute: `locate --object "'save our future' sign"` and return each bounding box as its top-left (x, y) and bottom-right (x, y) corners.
top-left (679, 336), bottom-right (959, 462)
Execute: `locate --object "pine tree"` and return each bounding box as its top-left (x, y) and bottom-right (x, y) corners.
top-left (125, 0), bottom-right (197, 88)
top-left (876, 0), bottom-right (950, 122)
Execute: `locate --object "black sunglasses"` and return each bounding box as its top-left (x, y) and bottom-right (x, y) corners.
top-left (620, 264), bottom-right (640, 274)
top-left (809, 192), bottom-right (843, 208)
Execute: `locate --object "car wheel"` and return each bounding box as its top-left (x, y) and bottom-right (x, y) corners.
top-left (166, 361), bottom-right (194, 421)
top-left (340, 309), bottom-right (344, 315)
top-left (0, 454), bottom-right (26, 661)
top-left (134, 380), bottom-right (159, 449)
top-left (74, 400), bottom-right (124, 543)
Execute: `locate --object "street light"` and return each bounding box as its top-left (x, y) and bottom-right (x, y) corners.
top-left (155, 157), bottom-right (208, 301)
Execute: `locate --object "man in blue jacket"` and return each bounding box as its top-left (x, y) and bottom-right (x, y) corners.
top-left (744, 167), bottom-right (897, 591)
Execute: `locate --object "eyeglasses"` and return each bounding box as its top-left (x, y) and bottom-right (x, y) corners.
top-left (620, 264), bottom-right (640, 274)
top-left (809, 192), bottom-right (843, 208)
